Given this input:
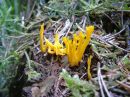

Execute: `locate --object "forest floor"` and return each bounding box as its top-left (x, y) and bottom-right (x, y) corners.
top-left (0, 0), bottom-right (130, 97)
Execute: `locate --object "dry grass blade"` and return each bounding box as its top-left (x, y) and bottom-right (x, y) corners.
top-left (98, 62), bottom-right (105, 97)
top-left (98, 63), bottom-right (112, 97)
top-left (117, 80), bottom-right (130, 93)
top-left (59, 19), bottom-right (71, 37)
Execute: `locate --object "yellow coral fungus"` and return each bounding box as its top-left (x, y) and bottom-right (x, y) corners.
top-left (53, 34), bottom-right (66, 55)
top-left (45, 33), bottom-right (66, 55)
top-left (63, 26), bottom-right (94, 67)
top-left (40, 24), bottom-right (66, 55)
top-left (77, 26), bottom-right (94, 62)
top-left (39, 24), bottom-right (94, 67)
top-left (40, 24), bottom-right (47, 52)
top-left (44, 37), bottom-right (55, 54)
top-left (87, 55), bottom-right (93, 80)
